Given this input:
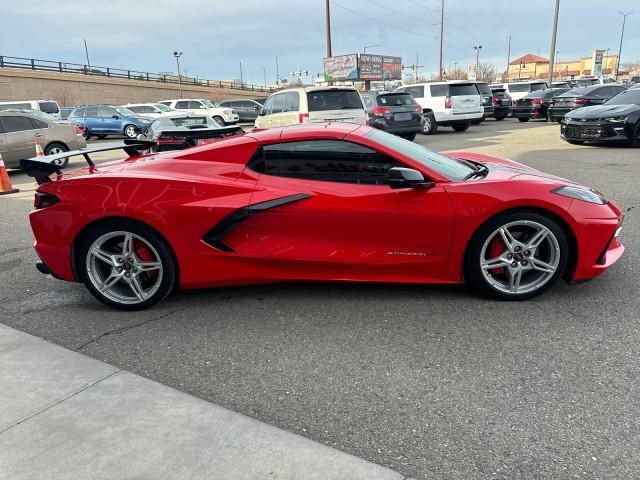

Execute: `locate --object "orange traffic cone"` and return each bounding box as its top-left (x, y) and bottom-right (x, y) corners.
top-left (35, 138), bottom-right (45, 157)
top-left (0, 153), bottom-right (19, 195)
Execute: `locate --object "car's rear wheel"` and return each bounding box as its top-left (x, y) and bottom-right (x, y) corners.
top-left (466, 211), bottom-right (568, 300)
top-left (421, 112), bottom-right (437, 135)
top-left (518, 117), bottom-right (530, 122)
top-left (452, 122), bottom-right (470, 132)
top-left (78, 221), bottom-right (176, 310)
top-left (123, 125), bottom-right (137, 139)
top-left (97, 134), bottom-right (108, 139)
top-left (403, 133), bottom-right (417, 141)
top-left (494, 114), bottom-right (507, 121)
top-left (44, 143), bottom-right (69, 167)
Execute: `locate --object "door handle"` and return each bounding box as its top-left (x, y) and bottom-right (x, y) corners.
top-left (35, 133), bottom-right (44, 137)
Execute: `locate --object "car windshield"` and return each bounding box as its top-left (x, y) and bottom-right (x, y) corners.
top-left (558, 86), bottom-right (597, 97)
top-left (155, 103), bottom-right (173, 112)
top-left (605, 89), bottom-right (640, 105)
top-left (307, 90), bottom-right (363, 111)
top-left (366, 129), bottom-right (474, 181)
top-left (202, 100), bottom-right (217, 108)
top-left (509, 84), bottom-right (531, 93)
top-left (28, 110), bottom-right (56, 122)
top-left (476, 83), bottom-right (492, 95)
top-left (114, 107), bottom-right (136, 116)
top-left (530, 83), bottom-right (547, 91)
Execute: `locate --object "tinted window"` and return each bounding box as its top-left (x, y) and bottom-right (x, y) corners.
top-left (188, 101), bottom-right (205, 109)
top-left (127, 106), bottom-right (145, 113)
top-left (403, 85), bottom-right (424, 98)
top-left (476, 83), bottom-right (492, 95)
top-left (1, 116), bottom-right (36, 133)
top-left (29, 118), bottom-right (49, 128)
top-left (530, 83), bottom-right (547, 92)
top-left (253, 140), bottom-right (402, 185)
top-left (430, 85), bottom-right (449, 97)
top-left (378, 93), bottom-right (415, 106)
top-left (365, 129), bottom-right (474, 181)
top-left (262, 96), bottom-right (275, 115)
top-left (271, 94), bottom-right (286, 114)
top-left (282, 91), bottom-right (300, 112)
top-left (450, 84), bottom-right (479, 96)
top-left (508, 84), bottom-right (531, 93)
top-left (99, 107), bottom-right (116, 118)
top-left (0, 102), bottom-right (32, 110)
top-left (605, 89), bottom-right (640, 105)
top-left (71, 108), bottom-right (85, 118)
top-left (83, 107), bottom-right (99, 118)
top-left (175, 101), bottom-right (190, 109)
top-left (38, 102), bottom-right (59, 114)
top-left (307, 90), bottom-right (363, 111)
top-left (218, 101), bottom-right (231, 107)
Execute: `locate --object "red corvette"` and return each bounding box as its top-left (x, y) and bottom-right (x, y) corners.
top-left (23, 123), bottom-right (624, 310)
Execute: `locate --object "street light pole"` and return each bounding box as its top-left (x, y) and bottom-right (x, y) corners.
top-left (364, 44), bottom-right (381, 53)
top-left (83, 38), bottom-right (91, 68)
top-left (547, 0), bottom-right (560, 87)
top-left (474, 45), bottom-right (482, 73)
top-left (616, 11), bottom-right (633, 80)
top-left (173, 50), bottom-right (183, 99)
top-left (439, 0), bottom-right (444, 79)
top-left (325, 0), bottom-right (332, 58)
top-left (275, 56), bottom-right (280, 86)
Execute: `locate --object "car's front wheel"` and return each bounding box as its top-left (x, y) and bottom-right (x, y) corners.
top-left (631, 121), bottom-right (640, 148)
top-left (518, 117), bottom-right (530, 122)
top-left (78, 221), bottom-right (176, 310)
top-left (123, 125), bottom-right (137, 139)
top-left (466, 211), bottom-right (568, 300)
top-left (421, 112), bottom-right (437, 135)
top-left (213, 116), bottom-right (225, 126)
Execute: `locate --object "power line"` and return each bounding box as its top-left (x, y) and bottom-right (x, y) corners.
top-left (405, 0), bottom-right (439, 14)
top-left (331, 1), bottom-right (436, 40)
top-left (368, 0), bottom-right (425, 25)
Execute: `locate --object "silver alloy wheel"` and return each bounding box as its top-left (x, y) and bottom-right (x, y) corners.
top-left (124, 125), bottom-right (137, 138)
top-left (422, 115), bottom-right (432, 133)
top-left (86, 231), bottom-right (163, 305)
top-left (48, 146), bottom-right (65, 155)
top-left (479, 220), bottom-right (560, 295)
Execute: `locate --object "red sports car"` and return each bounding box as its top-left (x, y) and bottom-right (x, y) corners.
top-left (23, 123), bottom-right (624, 310)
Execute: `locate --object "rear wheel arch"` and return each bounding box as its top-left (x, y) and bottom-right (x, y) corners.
top-left (462, 206), bottom-right (579, 284)
top-left (71, 216), bottom-right (180, 285)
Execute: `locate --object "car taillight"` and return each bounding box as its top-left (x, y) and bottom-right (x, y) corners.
top-left (531, 99), bottom-right (542, 105)
top-left (575, 99), bottom-right (587, 105)
top-left (415, 105), bottom-right (423, 113)
top-left (444, 96), bottom-right (452, 109)
top-left (34, 191), bottom-right (59, 209)
top-left (75, 125), bottom-right (84, 136)
top-left (492, 96), bottom-right (499, 106)
top-left (157, 136), bottom-right (179, 143)
top-left (371, 106), bottom-right (392, 119)
top-left (299, 113), bottom-right (309, 123)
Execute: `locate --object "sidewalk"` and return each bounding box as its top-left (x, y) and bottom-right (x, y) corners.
top-left (0, 323), bottom-right (406, 480)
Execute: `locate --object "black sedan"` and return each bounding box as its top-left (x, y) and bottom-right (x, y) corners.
top-left (561, 88), bottom-right (640, 147)
top-left (548, 84), bottom-right (627, 122)
top-left (513, 88), bottom-right (569, 122)
top-left (489, 87), bottom-right (512, 120)
top-left (361, 92), bottom-right (423, 140)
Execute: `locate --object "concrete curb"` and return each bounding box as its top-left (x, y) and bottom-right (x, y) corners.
top-left (0, 323), bottom-right (405, 479)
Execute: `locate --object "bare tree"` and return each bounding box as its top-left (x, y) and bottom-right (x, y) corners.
top-left (476, 63), bottom-right (497, 83)
top-left (447, 68), bottom-right (468, 80)
top-left (622, 61), bottom-right (640, 75)
top-left (49, 83), bottom-right (76, 107)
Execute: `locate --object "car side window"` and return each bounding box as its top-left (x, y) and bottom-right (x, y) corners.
top-left (99, 107), bottom-right (116, 118)
top-left (362, 96), bottom-right (375, 108)
top-left (72, 108), bottom-right (85, 119)
top-left (262, 96), bottom-right (274, 115)
top-left (251, 140), bottom-right (404, 185)
top-left (271, 94), bottom-right (285, 114)
top-left (1, 116), bottom-right (36, 133)
top-left (175, 101), bottom-right (189, 109)
top-left (404, 86), bottom-right (424, 98)
top-left (83, 107), bottom-right (99, 118)
top-left (29, 118), bottom-right (49, 129)
top-left (283, 92), bottom-right (300, 112)
top-left (430, 85), bottom-right (449, 97)
top-left (188, 101), bottom-right (205, 109)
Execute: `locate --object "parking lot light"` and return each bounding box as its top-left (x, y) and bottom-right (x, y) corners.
top-left (173, 50), bottom-right (183, 98)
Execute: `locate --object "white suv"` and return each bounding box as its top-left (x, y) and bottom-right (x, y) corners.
top-left (397, 81), bottom-right (482, 134)
top-left (122, 103), bottom-right (176, 119)
top-left (254, 87), bottom-right (367, 129)
top-left (158, 99), bottom-right (239, 125)
top-left (489, 81), bottom-right (548, 103)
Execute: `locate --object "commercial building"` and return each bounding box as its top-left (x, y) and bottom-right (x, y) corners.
top-left (507, 53), bottom-right (619, 81)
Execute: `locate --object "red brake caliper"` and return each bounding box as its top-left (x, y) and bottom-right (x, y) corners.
top-left (489, 237), bottom-right (507, 276)
top-left (134, 240), bottom-right (158, 280)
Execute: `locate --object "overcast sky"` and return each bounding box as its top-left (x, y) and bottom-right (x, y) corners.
top-left (1, 0), bottom-right (638, 84)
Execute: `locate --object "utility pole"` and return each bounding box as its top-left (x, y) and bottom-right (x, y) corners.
top-left (616, 11), bottom-right (633, 80)
top-left (547, 0), bottom-right (560, 87)
top-left (275, 56), bottom-right (280, 86)
top-left (239, 61), bottom-right (243, 86)
top-left (506, 35), bottom-right (511, 80)
top-left (439, 0), bottom-right (444, 79)
top-left (173, 50), bottom-right (183, 98)
top-left (262, 66), bottom-right (267, 89)
top-left (474, 45), bottom-right (482, 71)
top-left (415, 52), bottom-right (419, 80)
top-left (325, 0), bottom-right (332, 58)
top-left (83, 38), bottom-right (91, 68)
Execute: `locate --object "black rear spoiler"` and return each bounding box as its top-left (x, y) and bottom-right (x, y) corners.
top-left (19, 140), bottom-right (153, 185)
top-left (157, 125), bottom-right (244, 139)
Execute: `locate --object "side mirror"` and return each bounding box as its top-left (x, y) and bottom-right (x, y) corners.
top-left (259, 109), bottom-right (266, 116)
top-left (112, 115), bottom-right (119, 119)
top-left (255, 105), bottom-right (262, 111)
top-left (387, 167), bottom-right (434, 189)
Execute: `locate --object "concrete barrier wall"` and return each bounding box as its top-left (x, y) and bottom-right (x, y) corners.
top-left (0, 68), bottom-right (270, 106)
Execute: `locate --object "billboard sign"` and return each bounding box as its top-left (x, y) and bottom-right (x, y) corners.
top-left (323, 54), bottom-right (358, 81)
top-left (382, 56), bottom-right (402, 80)
top-left (592, 49), bottom-right (605, 77)
top-left (468, 64), bottom-right (477, 81)
top-left (359, 54), bottom-right (384, 80)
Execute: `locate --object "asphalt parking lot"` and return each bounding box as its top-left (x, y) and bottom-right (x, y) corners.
top-left (1, 119), bottom-right (638, 480)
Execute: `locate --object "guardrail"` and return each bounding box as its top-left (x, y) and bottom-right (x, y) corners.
top-left (0, 55), bottom-right (276, 93)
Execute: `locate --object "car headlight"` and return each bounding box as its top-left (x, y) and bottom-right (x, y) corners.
top-left (605, 116), bottom-right (627, 123)
top-left (552, 185), bottom-right (606, 205)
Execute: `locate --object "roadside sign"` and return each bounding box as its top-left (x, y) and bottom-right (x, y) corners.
top-left (324, 54), bottom-right (358, 81)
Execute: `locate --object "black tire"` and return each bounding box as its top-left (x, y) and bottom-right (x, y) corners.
top-left (404, 133), bottom-right (417, 141)
top-left (44, 143), bottom-right (69, 168)
top-left (123, 124), bottom-right (138, 139)
top-left (494, 114), bottom-right (507, 121)
top-left (421, 112), bottom-right (438, 135)
top-left (565, 140), bottom-right (584, 145)
top-left (77, 220), bottom-right (177, 310)
top-left (452, 122), bottom-right (470, 132)
top-left (213, 116), bottom-right (225, 126)
top-left (466, 211), bottom-right (569, 301)
top-left (631, 121), bottom-right (640, 148)
top-left (97, 134), bottom-right (108, 139)
top-left (518, 117), bottom-right (530, 122)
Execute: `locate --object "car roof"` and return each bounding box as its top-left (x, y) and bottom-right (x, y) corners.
top-left (409, 80), bottom-right (474, 86)
top-left (246, 122), bottom-right (362, 143)
top-left (0, 109), bottom-right (40, 115)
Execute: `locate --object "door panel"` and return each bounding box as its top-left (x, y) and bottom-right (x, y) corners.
top-left (247, 174), bottom-right (455, 281)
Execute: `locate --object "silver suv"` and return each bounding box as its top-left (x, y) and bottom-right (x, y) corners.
top-left (0, 110), bottom-right (86, 169)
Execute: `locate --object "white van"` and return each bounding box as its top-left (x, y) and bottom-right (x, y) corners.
top-left (254, 87), bottom-right (367, 129)
top-left (158, 99), bottom-right (239, 125)
top-left (489, 81), bottom-right (548, 102)
top-left (0, 100), bottom-right (61, 119)
top-left (396, 81), bottom-right (482, 134)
